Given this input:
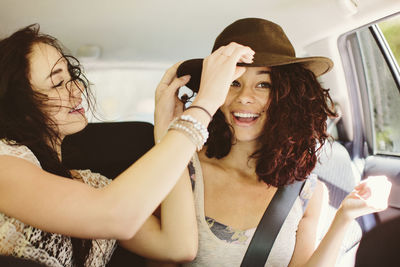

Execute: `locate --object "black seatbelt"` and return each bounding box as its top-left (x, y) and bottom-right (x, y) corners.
top-left (240, 180), bottom-right (306, 267)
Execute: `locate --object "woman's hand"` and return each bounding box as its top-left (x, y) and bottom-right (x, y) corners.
top-left (193, 42), bottom-right (255, 115)
top-left (154, 62), bottom-right (191, 141)
top-left (338, 176), bottom-right (392, 221)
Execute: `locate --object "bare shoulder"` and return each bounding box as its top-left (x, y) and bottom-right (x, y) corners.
top-left (304, 178), bottom-right (328, 218)
top-left (315, 179), bottom-right (328, 199)
top-left (316, 179), bottom-right (329, 204)
top-left (0, 154), bottom-right (43, 179)
top-left (289, 179), bottom-right (328, 266)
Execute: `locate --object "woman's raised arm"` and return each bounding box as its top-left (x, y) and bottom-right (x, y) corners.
top-left (289, 176), bottom-right (391, 267)
top-left (0, 42), bottom-right (255, 243)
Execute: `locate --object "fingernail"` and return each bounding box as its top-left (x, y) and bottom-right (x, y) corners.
top-left (182, 75), bottom-right (191, 81)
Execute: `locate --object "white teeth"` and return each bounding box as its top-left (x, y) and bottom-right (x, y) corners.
top-left (70, 104), bottom-right (83, 112)
top-left (233, 112), bottom-right (260, 118)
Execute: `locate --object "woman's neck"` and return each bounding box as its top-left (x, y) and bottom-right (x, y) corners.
top-left (49, 137), bottom-right (63, 161)
top-left (202, 139), bottom-right (260, 181)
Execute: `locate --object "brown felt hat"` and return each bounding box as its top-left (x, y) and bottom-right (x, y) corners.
top-left (177, 18), bottom-right (333, 92)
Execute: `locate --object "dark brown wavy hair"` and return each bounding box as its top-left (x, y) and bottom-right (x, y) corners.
top-left (0, 24), bottom-right (95, 266)
top-left (205, 64), bottom-right (337, 187)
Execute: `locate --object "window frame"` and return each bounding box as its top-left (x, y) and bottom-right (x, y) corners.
top-left (338, 12), bottom-right (400, 158)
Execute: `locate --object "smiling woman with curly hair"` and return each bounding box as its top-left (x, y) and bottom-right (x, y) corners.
top-left (206, 64), bottom-right (336, 187)
top-left (171, 17), bottom-right (391, 267)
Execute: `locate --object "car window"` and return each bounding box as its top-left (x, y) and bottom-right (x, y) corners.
top-left (82, 64), bottom-right (167, 123)
top-left (342, 13), bottom-right (400, 156)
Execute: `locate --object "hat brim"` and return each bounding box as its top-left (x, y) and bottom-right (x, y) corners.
top-left (177, 54), bottom-right (333, 92)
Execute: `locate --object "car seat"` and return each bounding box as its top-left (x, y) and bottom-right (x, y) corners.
top-left (313, 109), bottom-right (363, 267)
top-left (62, 121), bottom-right (155, 267)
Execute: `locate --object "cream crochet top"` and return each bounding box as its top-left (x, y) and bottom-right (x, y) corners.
top-left (0, 140), bottom-right (116, 266)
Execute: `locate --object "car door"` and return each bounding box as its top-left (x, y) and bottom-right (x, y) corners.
top-left (338, 12), bottom-right (400, 228)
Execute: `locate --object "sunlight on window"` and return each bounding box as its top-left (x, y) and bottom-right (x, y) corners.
top-left (82, 66), bottom-right (166, 124)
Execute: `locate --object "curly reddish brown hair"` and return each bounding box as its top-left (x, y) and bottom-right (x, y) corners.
top-left (205, 64), bottom-right (337, 187)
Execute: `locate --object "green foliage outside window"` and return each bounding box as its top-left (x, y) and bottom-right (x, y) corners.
top-left (379, 16), bottom-right (400, 66)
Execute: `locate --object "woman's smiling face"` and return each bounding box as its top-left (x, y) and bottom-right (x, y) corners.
top-left (220, 66), bottom-right (272, 143)
top-left (28, 42), bottom-right (87, 139)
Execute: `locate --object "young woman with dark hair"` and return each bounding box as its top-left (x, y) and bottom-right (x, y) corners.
top-left (171, 18), bottom-right (392, 267)
top-left (206, 64), bottom-right (336, 187)
top-left (0, 24), bottom-right (255, 266)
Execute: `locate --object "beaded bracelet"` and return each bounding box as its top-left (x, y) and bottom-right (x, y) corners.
top-left (169, 122), bottom-right (202, 151)
top-left (179, 114), bottom-right (209, 141)
top-left (168, 114), bottom-right (209, 151)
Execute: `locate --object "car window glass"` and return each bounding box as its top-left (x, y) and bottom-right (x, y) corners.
top-left (82, 66), bottom-right (165, 123)
top-left (357, 14), bottom-right (400, 155)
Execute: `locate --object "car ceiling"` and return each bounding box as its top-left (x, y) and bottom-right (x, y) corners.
top-left (1, 0), bottom-right (399, 63)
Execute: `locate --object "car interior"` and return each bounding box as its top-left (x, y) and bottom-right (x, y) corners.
top-left (1, 0), bottom-right (400, 266)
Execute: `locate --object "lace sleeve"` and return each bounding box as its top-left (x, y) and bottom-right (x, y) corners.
top-left (74, 169), bottom-right (112, 189)
top-left (0, 139), bottom-right (41, 167)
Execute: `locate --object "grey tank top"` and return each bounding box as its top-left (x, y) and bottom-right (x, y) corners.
top-left (184, 154), bottom-right (317, 267)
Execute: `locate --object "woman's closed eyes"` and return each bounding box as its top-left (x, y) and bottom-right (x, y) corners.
top-left (52, 80), bottom-right (64, 89)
